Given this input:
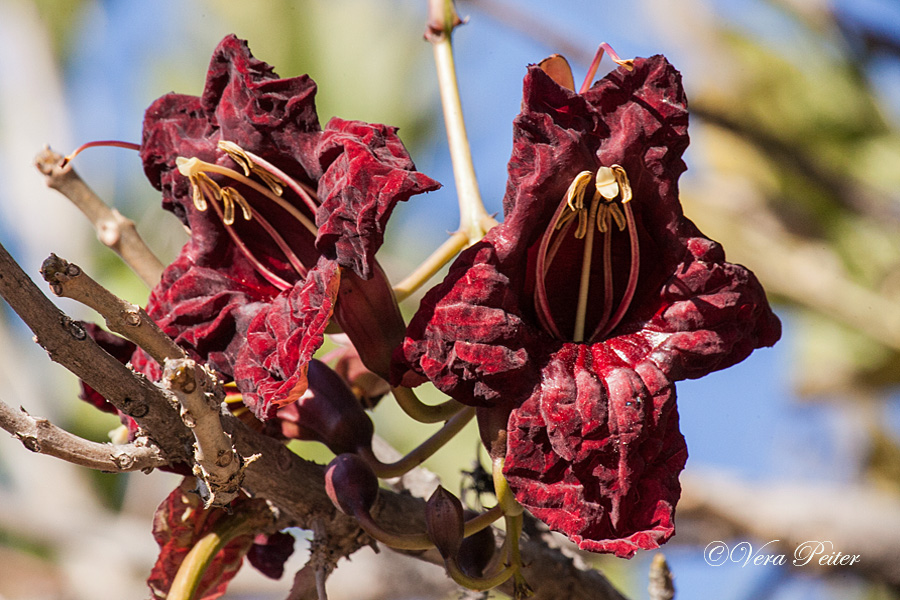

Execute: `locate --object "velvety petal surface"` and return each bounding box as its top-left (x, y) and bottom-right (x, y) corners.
top-left (395, 55), bottom-right (780, 555)
top-left (234, 257), bottom-right (341, 420)
top-left (148, 479), bottom-right (255, 600)
top-left (316, 117), bottom-right (441, 279)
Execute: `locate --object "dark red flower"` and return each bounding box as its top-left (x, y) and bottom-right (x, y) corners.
top-left (395, 55), bottom-right (781, 557)
top-left (134, 35), bottom-right (438, 419)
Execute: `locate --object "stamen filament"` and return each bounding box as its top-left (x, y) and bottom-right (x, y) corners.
top-left (597, 225), bottom-right (614, 336)
top-left (535, 195), bottom-right (575, 340)
top-left (196, 161), bottom-right (318, 236)
top-left (60, 140), bottom-right (142, 167)
top-left (205, 193), bottom-right (291, 291)
top-left (573, 193), bottom-right (602, 342)
top-left (218, 142), bottom-right (320, 214)
top-left (240, 198), bottom-right (309, 279)
top-left (592, 200), bottom-right (640, 341)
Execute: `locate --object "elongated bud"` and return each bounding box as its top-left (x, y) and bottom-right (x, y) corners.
top-left (325, 454), bottom-right (379, 516)
top-left (425, 486), bottom-right (465, 560)
top-left (333, 265), bottom-right (405, 380)
top-left (272, 359), bottom-right (374, 455)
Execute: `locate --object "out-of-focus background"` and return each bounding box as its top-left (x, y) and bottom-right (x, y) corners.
top-left (1, 0), bottom-right (900, 599)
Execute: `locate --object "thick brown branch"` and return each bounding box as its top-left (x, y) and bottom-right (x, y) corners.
top-left (34, 147), bottom-right (164, 287)
top-left (0, 398), bottom-right (167, 472)
top-left (164, 358), bottom-right (245, 508)
top-left (39, 254), bottom-right (245, 507)
top-left (0, 239), bottom-right (192, 463)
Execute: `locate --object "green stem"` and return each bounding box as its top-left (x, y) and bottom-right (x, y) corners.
top-left (168, 511), bottom-right (257, 600)
top-left (393, 231), bottom-right (468, 301)
top-left (354, 502), bottom-right (504, 551)
top-left (429, 0), bottom-right (497, 244)
top-left (446, 557), bottom-right (516, 591)
top-left (360, 407), bottom-right (475, 478)
top-left (391, 386), bottom-right (465, 423)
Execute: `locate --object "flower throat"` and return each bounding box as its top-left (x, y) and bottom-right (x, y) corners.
top-left (534, 165), bottom-right (640, 344)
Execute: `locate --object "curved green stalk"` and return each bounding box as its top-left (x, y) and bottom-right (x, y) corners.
top-left (360, 407), bottom-right (475, 478)
top-left (391, 386), bottom-right (465, 423)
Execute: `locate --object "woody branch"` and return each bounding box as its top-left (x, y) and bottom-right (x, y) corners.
top-left (0, 237), bottom-right (629, 600)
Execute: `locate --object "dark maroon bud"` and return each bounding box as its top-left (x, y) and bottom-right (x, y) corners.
top-left (325, 453), bottom-right (379, 516)
top-left (457, 510), bottom-right (496, 577)
top-left (272, 359), bottom-right (374, 454)
top-left (333, 266), bottom-right (406, 380)
top-left (425, 486), bottom-right (465, 560)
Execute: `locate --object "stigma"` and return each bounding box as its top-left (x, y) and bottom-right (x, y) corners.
top-left (534, 164), bottom-right (640, 343)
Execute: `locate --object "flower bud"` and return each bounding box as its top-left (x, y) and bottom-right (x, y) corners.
top-left (325, 453), bottom-right (379, 516)
top-left (272, 359), bottom-right (374, 454)
top-left (425, 486), bottom-right (465, 560)
top-left (333, 266), bottom-right (405, 380)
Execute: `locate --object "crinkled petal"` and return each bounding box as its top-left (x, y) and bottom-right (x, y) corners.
top-left (394, 243), bottom-right (539, 407)
top-left (148, 479), bottom-right (255, 600)
top-left (316, 117), bottom-right (441, 279)
top-left (130, 251), bottom-right (267, 382)
top-left (234, 257), bottom-right (340, 420)
top-left (395, 54), bottom-right (779, 557)
top-left (503, 346), bottom-right (687, 558)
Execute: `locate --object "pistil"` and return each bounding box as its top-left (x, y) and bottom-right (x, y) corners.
top-left (59, 140), bottom-right (142, 168)
top-left (535, 164), bottom-right (641, 344)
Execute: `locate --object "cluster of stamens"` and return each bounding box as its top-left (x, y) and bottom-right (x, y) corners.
top-left (535, 164), bottom-right (640, 343)
top-left (175, 142), bottom-right (319, 290)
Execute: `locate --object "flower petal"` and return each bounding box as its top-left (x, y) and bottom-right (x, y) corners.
top-left (147, 479), bottom-right (255, 600)
top-left (503, 346), bottom-right (687, 558)
top-left (234, 257), bottom-right (341, 420)
top-left (316, 117), bottom-right (441, 279)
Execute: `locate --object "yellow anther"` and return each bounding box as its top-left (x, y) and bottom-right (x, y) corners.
top-left (611, 164), bottom-right (632, 203)
top-left (220, 188), bottom-right (252, 226)
top-left (608, 203), bottom-right (626, 231)
top-left (217, 141), bottom-right (253, 176)
top-left (565, 171), bottom-right (593, 212)
top-left (218, 140), bottom-right (284, 197)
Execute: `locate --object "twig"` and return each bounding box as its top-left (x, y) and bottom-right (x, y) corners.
top-left (426, 0), bottom-right (498, 243)
top-left (163, 357), bottom-right (247, 508)
top-left (0, 239), bottom-right (192, 463)
top-left (0, 398), bottom-right (167, 472)
top-left (41, 253), bottom-right (245, 507)
top-left (34, 147), bottom-right (165, 287)
top-left (40, 254), bottom-right (182, 364)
